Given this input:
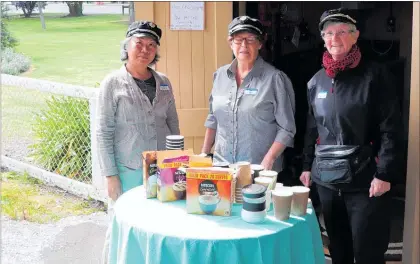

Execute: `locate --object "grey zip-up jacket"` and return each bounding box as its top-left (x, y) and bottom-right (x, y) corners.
top-left (96, 66), bottom-right (180, 177)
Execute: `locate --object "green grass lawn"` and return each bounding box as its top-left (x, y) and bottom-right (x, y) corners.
top-left (2, 14), bottom-right (128, 145)
top-left (7, 14), bottom-right (128, 86)
top-left (1, 171), bottom-right (105, 223)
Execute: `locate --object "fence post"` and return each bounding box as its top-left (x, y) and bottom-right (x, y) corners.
top-left (89, 96), bottom-right (104, 192)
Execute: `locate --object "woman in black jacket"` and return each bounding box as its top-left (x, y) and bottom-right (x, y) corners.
top-left (299, 8), bottom-right (402, 264)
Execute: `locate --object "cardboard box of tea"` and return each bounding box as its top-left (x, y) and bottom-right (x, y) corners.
top-left (186, 168), bottom-right (233, 216)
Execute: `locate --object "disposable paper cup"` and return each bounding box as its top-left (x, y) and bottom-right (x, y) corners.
top-left (290, 186), bottom-right (310, 216)
top-left (272, 189), bottom-right (294, 221)
top-left (254, 177), bottom-right (273, 189)
top-left (259, 170), bottom-right (278, 190)
top-left (250, 164), bottom-right (264, 180)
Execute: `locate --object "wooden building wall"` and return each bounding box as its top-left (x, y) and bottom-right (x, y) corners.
top-left (134, 2), bottom-right (233, 154)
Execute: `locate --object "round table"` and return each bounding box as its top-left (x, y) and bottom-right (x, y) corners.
top-left (109, 186), bottom-right (324, 264)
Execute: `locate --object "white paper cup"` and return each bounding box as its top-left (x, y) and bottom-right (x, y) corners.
top-left (272, 189), bottom-right (294, 220)
top-left (250, 164), bottom-right (264, 178)
top-left (259, 170), bottom-right (278, 190)
top-left (290, 186), bottom-right (310, 216)
top-left (274, 183), bottom-right (284, 190)
top-left (254, 177), bottom-right (273, 189)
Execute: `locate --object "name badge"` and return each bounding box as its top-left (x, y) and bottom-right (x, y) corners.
top-left (244, 88), bottom-right (258, 95)
top-left (317, 91), bottom-right (328, 99)
top-left (160, 84), bottom-right (169, 91)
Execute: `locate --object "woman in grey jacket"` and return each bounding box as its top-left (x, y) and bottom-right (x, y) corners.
top-left (201, 16), bottom-right (296, 172)
top-left (97, 20), bottom-right (180, 200)
top-left (98, 21), bottom-right (180, 263)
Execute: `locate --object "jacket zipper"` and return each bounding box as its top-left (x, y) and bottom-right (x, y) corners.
top-left (332, 79), bottom-right (341, 198)
top-left (331, 78), bottom-right (338, 142)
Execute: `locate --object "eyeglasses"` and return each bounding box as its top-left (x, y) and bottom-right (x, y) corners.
top-left (232, 36), bottom-right (259, 45)
top-left (321, 30), bottom-right (355, 39)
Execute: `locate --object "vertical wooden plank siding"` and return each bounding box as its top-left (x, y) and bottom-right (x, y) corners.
top-left (178, 30), bottom-right (193, 109)
top-left (154, 2), bottom-right (167, 74)
top-left (134, 2), bottom-right (154, 21)
top-left (215, 2), bottom-right (233, 68)
top-left (203, 2), bottom-right (216, 109)
top-left (164, 3), bottom-right (180, 108)
top-left (191, 30), bottom-right (205, 108)
top-left (403, 2), bottom-right (420, 264)
top-left (134, 2), bottom-right (233, 154)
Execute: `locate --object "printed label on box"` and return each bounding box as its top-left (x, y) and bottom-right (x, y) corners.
top-left (186, 168), bottom-right (233, 216)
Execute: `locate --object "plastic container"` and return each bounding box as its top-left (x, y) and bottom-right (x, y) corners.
top-left (241, 184), bottom-right (267, 223)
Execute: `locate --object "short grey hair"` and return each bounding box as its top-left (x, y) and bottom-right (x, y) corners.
top-left (321, 21), bottom-right (357, 33)
top-left (120, 36), bottom-right (160, 65)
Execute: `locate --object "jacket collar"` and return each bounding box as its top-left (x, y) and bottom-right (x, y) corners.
top-left (227, 56), bottom-right (264, 80)
top-left (119, 65), bottom-right (164, 105)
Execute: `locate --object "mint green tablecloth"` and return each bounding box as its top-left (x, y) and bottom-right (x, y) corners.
top-left (109, 186), bottom-right (324, 264)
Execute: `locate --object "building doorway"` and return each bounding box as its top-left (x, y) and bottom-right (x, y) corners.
top-left (236, 2), bottom-right (415, 262)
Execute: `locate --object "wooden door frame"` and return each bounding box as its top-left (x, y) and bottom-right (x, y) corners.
top-left (402, 2), bottom-right (419, 264)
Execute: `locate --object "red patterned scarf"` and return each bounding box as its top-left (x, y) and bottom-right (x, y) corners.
top-left (322, 45), bottom-right (362, 78)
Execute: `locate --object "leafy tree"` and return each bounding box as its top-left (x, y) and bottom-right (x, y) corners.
top-left (66, 2), bottom-right (83, 17)
top-left (13, 1), bottom-right (45, 18)
top-left (1, 3), bottom-right (18, 49)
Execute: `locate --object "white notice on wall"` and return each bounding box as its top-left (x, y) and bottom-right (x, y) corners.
top-left (170, 2), bottom-right (204, 30)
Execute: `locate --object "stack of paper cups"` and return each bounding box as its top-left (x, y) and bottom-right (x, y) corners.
top-left (166, 135), bottom-right (184, 150)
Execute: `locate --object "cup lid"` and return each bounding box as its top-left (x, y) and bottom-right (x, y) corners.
top-left (259, 170), bottom-right (278, 177)
top-left (272, 189), bottom-right (293, 197)
top-left (166, 135), bottom-right (184, 140)
top-left (250, 164), bottom-right (264, 171)
top-left (291, 186), bottom-right (310, 193)
top-left (242, 184), bottom-right (267, 199)
top-left (254, 177), bottom-right (272, 184)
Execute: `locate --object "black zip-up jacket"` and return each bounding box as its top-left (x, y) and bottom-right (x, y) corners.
top-left (302, 58), bottom-right (402, 189)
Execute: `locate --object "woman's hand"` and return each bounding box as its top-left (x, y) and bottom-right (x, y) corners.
top-left (299, 171), bottom-right (311, 187)
top-left (261, 155), bottom-right (275, 170)
top-left (369, 177), bottom-right (391, 197)
top-left (107, 175), bottom-right (122, 201)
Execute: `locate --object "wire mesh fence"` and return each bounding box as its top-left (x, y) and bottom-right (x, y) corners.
top-left (1, 75), bottom-right (98, 184)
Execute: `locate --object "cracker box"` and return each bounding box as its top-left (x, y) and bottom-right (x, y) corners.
top-left (186, 168), bottom-right (233, 216)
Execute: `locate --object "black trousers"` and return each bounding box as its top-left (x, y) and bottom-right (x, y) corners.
top-left (316, 184), bottom-right (391, 264)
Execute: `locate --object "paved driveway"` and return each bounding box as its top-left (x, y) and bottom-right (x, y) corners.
top-left (1, 213), bottom-right (108, 264)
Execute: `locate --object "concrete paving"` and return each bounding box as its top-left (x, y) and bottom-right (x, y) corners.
top-left (1, 213), bottom-right (108, 264)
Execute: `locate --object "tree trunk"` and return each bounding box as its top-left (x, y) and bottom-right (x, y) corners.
top-left (39, 4), bottom-right (46, 29)
top-left (67, 2), bottom-right (83, 17)
top-left (129, 2), bottom-right (135, 24)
